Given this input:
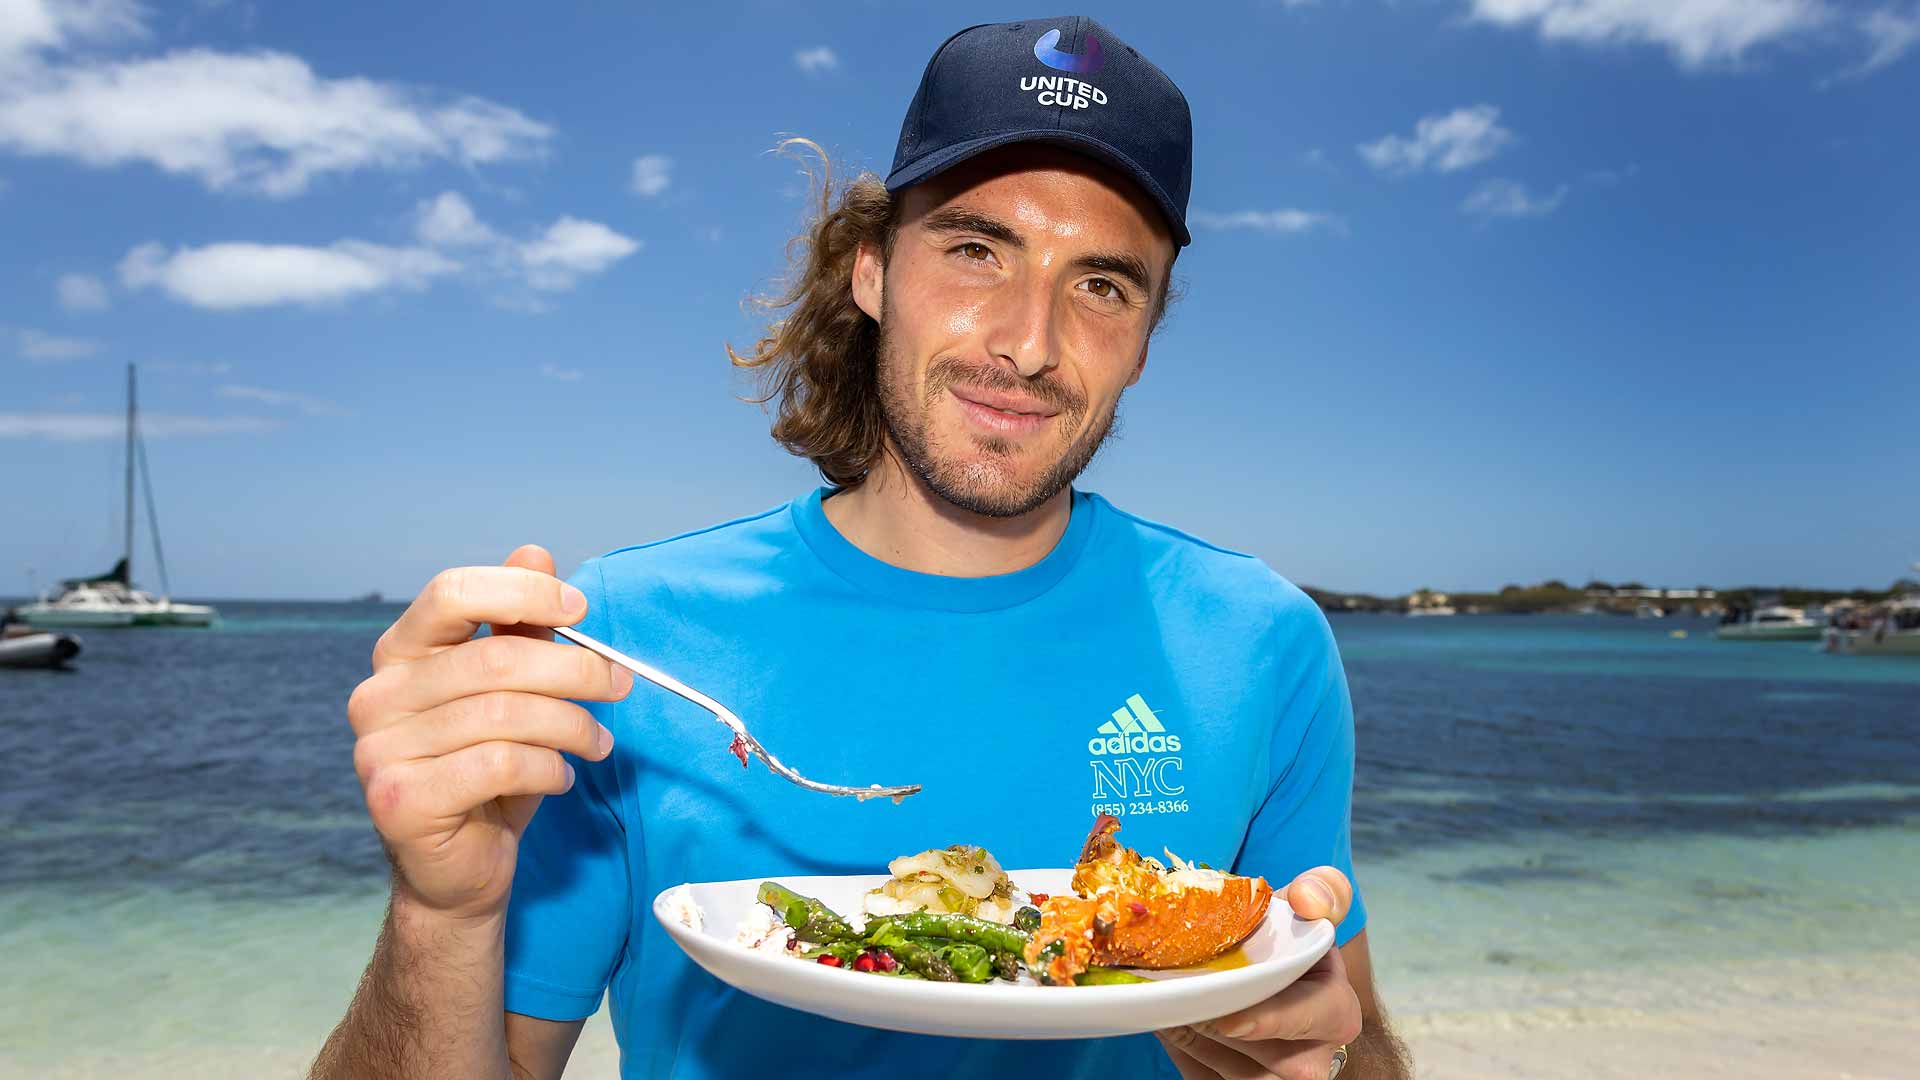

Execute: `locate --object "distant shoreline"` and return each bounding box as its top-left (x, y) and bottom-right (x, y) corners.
top-left (1304, 580), bottom-right (1911, 616)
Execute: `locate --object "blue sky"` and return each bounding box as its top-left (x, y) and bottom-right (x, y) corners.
top-left (4, 0), bottom-right (1917, 600)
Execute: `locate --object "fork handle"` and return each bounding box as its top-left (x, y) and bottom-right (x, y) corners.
top-left (552, 623), bottom-right (735, 722)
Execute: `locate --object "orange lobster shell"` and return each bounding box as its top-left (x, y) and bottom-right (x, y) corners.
top-left (1024, 814), bottom-right (1273, 984)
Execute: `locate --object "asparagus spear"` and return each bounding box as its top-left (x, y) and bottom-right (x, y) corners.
top-left (755, 882), bottom-right (855, 942)
top-left (862, 912), bottom-right (1031, 954)
top-left (925, 940), bottom-right (994, 983)
top-left (865, 924), bottom-right (958, 982)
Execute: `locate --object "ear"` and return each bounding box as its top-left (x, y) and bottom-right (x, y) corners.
top-left (851, 239), bottom-right (885, 322)
top-left (1125, 340), bottom-right (1150, 388)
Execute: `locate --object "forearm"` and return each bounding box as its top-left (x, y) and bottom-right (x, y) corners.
top-left (1344, 1008), bottom-right (1412, 1080)
top-left (309, 889), bottom-right (514, 1080)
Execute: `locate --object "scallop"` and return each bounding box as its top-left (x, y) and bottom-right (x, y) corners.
top-left (886, 845), bottom-right (1005, 900)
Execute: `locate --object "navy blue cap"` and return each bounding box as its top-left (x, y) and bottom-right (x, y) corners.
top-left (886, 16), bottom-right (1193, 247)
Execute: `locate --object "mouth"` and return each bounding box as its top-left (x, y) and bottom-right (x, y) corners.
top-left (948, 386), bottom-right (1060, 436)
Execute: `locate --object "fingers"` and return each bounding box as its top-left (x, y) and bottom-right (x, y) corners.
top-left (353, 692), bottom-right (612, 783)
top-left (1153, 1032), bottom-right (1222, 1080)
top-left (491, 545), bottom-right (562, 642)
top-left (1282, 866), bottom-right (1353, 925)
top-left (375, 561), bottom-right (587, 667)
top-left (1199, 947), bottom-right (1361, 1045)
top-left (351, 634), bottom-right (633, 734)
top-left (365, 740), bottom-right (577, 835)
top-left (1156, 1024), bottom-right (1279, 1080)
top-left (1161, 1023), bottom-right (1345, 1080)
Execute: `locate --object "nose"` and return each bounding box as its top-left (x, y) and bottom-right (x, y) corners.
top-left (980, 273), bottom-right (1060, 379)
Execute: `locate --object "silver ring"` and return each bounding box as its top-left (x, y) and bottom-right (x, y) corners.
top-left (1328, 1045), bottom-right (1349, 1079)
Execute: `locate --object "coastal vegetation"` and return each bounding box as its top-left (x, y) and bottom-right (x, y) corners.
top-left (1303, 579), bottom-right (1913, 616)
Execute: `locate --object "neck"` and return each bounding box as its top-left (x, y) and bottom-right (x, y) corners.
top-left (821, 445), bottom-right (1073, 577)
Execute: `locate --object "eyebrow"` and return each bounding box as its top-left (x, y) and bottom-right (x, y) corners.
top-left (1074, 251), bottom-right (1153, 298)
top-left (922, 207), bottom-right (1025, 249)
top-left (920, 206), bottom-right (1156, 297)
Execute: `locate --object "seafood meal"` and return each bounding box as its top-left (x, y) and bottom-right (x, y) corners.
top-left (740, 814), bottom-right (1274, 986)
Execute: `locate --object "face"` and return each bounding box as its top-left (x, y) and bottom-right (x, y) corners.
top-left (852, 144), bottom-right (1174, 518)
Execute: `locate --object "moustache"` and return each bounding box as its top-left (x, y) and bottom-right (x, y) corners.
top-left (924, 357), bottom-right (1086, 416)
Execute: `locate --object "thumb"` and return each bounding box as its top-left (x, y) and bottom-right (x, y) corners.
top-left (1283, 867), bottom-right (1354, 926)
top-left (491, 544), bottom-right (562, 640)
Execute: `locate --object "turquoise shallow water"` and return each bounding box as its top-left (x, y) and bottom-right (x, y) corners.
top-left (2, 607), bottom-right (1915, 1075)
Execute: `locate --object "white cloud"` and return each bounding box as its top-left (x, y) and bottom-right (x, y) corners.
top-left (1359, 105), bottom-right (1513, 175)
top-left (0, 411), bottom-right (281, 440)
top-left (0, 0), bottom-right (146, 67)
top-left (119, 239), bottom-right (458, 309)
top-left (16, 327), bottom-right (102, 361)
top-left (630, 153), bottom-right (671, 197)
top-left (0, 14), bottom-right (552, 197)
top-left (1461, 178), bottom-right (1569, 219)
top-left (520, 217), bottom-right (640, 291)
top-left (106, 192), bottom-right (637, 314)
top-left (539, 362), bottom-right (582, 382)
top-left (412, 190), bottom-right (641, 296)
top-left (216, 384), bottom-right (348, 416)
top-left (1466, 0), bottom-right (1832, 69)
top-left (1188, 209), bottom-right (1346, 235)
top-left (414, 191), bottom-right (500, 248)
top-left (794, 46), bottom-right (838, 74)
top-left (56, 271), bottom-right (110, 311)
top-left (1834, 4), bottom-right (1920, 79)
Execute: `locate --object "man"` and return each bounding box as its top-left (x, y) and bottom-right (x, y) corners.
top-left (314, 16), bottom-right (1410, 1080)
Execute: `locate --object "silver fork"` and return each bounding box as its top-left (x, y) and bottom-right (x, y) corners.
top-left (552, 624), bottom-right (922, 803)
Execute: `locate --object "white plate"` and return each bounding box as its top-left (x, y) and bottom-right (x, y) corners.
top-left (652, 867), bottom-right (1335, 1040)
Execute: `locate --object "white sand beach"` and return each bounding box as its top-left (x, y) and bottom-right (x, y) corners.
top-left (1397, 953), bottom-right (1918, 1079)
top-left (7, 954), bottom-right (1911, 1078)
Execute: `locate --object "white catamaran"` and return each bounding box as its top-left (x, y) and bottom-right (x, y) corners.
top-left (16, 364), bottom-right (219, 629)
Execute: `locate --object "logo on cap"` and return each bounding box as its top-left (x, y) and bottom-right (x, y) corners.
top-left (1033, 27), bottom-right (1105, 74)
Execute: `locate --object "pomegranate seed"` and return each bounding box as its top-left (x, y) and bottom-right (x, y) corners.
top-left (816, 954), bottom-right (843, 967)
top-left (1128, 901), bottom-right (1148, 917)
top-left (1029, 893), bottom-right (1050, 905)
top-left (786, 936), bottom-right (798, 951)
top-left (874, 949), bottom-right (898, 972)
top-left (853, 953), bottom-right (877, 972)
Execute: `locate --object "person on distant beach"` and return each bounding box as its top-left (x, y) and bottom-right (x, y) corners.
top-left (313, 16), bottom-right (1409, 1080)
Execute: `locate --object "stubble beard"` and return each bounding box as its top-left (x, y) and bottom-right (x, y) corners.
top-left (873, 304), bottom-right (1124, 519)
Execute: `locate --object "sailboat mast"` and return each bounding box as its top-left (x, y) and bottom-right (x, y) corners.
top-left (124, 362), bottom-right (136, 583)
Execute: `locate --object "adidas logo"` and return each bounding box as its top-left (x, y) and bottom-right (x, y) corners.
top-left (1087, 694), bottom-right (1183, 756)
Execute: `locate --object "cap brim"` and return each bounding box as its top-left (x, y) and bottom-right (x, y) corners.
top-left (885, 129), bottom-right (1191, 248)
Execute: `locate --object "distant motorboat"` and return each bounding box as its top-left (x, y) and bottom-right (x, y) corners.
top-left (1717, 606), bottom-right (1823, 641)
top-left (14, 364), bottom-right (219, 631)
top-left (0, 622), bottom-right (82, 669)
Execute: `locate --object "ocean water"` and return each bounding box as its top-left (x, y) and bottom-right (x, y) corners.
top-left (3, 607), bottom-right (1916, 1076)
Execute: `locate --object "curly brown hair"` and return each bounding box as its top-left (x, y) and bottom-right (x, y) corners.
top-left (727, 139), bottom-right (898, 488)
top-left (729, 138), bottom-right (1180, 489)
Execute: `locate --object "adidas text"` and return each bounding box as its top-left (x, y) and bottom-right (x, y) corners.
top-left (1087, 732), bottom-right (1183, 756)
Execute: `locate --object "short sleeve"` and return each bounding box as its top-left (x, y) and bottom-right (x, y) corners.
top-left (502, 559), bottom-right (634, 1021)
top-left (1232, 592), bottom-right (1368, 947)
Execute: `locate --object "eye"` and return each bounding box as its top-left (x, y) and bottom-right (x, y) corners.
top-left (953, 242), bottom-right (993, 262)
top-left (1081, 277), bottom-right (1126, 302)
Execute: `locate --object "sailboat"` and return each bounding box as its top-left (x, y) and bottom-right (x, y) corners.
top-left (15, 364), bottom-right (219, 629)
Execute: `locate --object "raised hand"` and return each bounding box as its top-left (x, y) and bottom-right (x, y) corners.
top-left (345, 545), bottom-right (632, 922)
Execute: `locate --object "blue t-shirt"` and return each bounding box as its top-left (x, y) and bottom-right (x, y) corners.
top-left (504, 487), bottom-right (1365, 1078)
